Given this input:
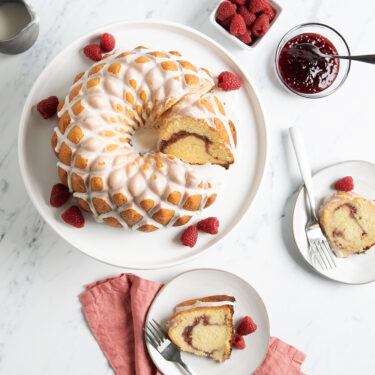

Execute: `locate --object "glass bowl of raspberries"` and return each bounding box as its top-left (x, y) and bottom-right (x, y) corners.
top-left (211, 0), bottom-right (282, 48)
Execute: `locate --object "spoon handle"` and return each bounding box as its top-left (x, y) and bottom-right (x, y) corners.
top-left (334, 54), bottom-right (375, 64)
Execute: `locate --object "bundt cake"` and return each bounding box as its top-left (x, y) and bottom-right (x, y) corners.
top-left (166, 295), bottom-right (235, 363)
top-left (319, 192), bottom-right (375, 257)
top-left (51, 47), bottom-right (236, 231)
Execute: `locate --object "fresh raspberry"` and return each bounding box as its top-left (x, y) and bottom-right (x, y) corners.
top-left (180, 225), bottom-right (198, 247)
top-left (50, 183), bottom-right (70, 207)
top-left (217, 71), bottom-right (242, 91)
top-left (334, 176), bottom-right (354, 192)
top-left (36, 96), bottom-right (59, 119)
top-left (237, 316), bottom-right (257, 336)
top-left (238, 6), bottom-right (256, 26)
top-left (261, 4), bottom-right (275, 21)
top-left (216, 1), bottom-right (237, 21)
top-left (197, 217), bottom-right (220, 234)
top-left (232, 335), bottom-right (246, 349)
top-left (230, 14), bottom-right (246, 36)
top-left (237, 28), bottom-right (252, 44)
top-left (248, 0), bottom-right (269, 13)
top-left (230, 0), bottom-right (246, 5)
top-left (251, 14), bottom-right (270, 37)
top-left (61, 205), bottom-right (85, 228)
top-left (83, 44), bottom-right (102, 61)
top-left (100, 33), bottom-right (116, 52)
top-left (219, 14), bottom-right (234, 30)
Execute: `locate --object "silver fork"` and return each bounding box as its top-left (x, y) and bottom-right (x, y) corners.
top-left (144, 319), bottom-right (197, 375)
top-left (289, 127), bottom-right (336, 270)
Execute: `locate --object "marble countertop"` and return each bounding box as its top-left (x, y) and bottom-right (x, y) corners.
top-left (1, 0), bottom-right (375, 373)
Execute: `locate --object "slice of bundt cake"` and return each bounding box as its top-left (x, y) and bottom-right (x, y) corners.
top-left (166, 295), bottom-right (235, 363)
top-left (319, 192), bottom-right (375, 257)
top-left (159, 94), bottom-right (236, 169)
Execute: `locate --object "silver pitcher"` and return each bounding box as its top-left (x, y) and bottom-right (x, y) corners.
top-left (0, 0), bottom-right (39, 54)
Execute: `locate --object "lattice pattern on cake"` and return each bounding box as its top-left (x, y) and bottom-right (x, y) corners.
top-left (51, 47), bottom-right (221, 231)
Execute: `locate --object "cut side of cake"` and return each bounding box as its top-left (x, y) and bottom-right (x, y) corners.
top-left (167, 295), bottom-right (235, 363)
top-left (159, 94), bottom-right (236, 169)
top-left (319, 192), bottom-right (375, 257)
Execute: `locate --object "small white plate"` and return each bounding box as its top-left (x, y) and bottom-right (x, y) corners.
top-left (293, 160), bottom-right (375, 284)
top-left (18, 20), bottom-right (268, 269)
top-left (145, 268), bottom-right (270, 375)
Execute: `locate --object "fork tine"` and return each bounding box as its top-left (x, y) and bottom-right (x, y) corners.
top-left (153, 319), bottom-right (169, 337)
top-left (316, 240), bottom-right (331, 269)
top-left (308, 245), bottom-right (320, 269)
top-left (322, 240), bottom-right (336, 267)
top-left (144, 330), bottom-right (153, 345)
top-left (309, 241), bottom-right (325, 270)
top-left (319, 241), bottom-right (334, 269)
top-left (312, 241), bottom-right (328, 270)
top-left (310, 245), bottom-right (324, 269)
top-left (320, 240), bottom-right (335, 269)
top-left (145, 323), bottom-right (162, 345)
top-left (320, 241), bottom-right (335, 269)
top-left (149, 320), bottom-right (164, 343)
top-left (144, 328), bottom-right (158, 347)
top-left (316, 241), bottom-right (330, 270)
top-left (321, 241), bottom-right (334, 269)
top-left (313, 250), bottom-right (325, 270)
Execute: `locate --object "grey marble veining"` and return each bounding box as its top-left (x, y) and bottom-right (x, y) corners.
top-left (1, 0), bottom-right (375, 373)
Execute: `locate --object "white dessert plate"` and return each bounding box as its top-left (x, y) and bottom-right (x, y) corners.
top-left (293, 160), bottom-right (375, 284)
top-left (18, 20), bottom-right (267, 269)
top-left (145, 269), bottom-right (270, 375)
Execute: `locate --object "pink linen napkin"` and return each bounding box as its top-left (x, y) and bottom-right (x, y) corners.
top-left (80, 274), bottom-right (162, 375)
top-left (254, 337), bottom-right (306, 375)
top-left (80, 274), bottom-right (306, 375)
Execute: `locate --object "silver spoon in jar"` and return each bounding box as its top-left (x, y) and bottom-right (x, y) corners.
top-left (289, 43), bottom-right (375, 64)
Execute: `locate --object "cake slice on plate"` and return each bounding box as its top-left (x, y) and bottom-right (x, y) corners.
top-left (319, 191), bottom-right (375, 258)
top-left (166, 295), bottom-right (235, 363)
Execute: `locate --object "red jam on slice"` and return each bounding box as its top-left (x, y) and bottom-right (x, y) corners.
top-left (278, 33), bottom-right (340, 94)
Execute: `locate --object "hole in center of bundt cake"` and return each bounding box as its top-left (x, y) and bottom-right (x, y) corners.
top-left (132, 127), bottom-right (159, 154)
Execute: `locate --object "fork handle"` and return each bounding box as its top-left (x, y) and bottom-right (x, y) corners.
top-left (289, 127), bottom-right (318, 221)
top-left (177, 360), bottom-right (198, 375)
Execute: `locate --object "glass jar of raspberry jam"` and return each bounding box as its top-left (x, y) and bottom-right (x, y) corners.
top-left (275, 23), bottom-right (351, 98)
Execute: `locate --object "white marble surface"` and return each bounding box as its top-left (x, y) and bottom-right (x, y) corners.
top-left (1, 0), bottom-right (375, 373)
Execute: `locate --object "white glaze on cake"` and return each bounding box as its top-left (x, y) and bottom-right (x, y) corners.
top-left (167, 298), bottom-right (235, 328)
top-left (51, 47), bottom-right (231, 231)
top-left (319, 192), bottom-right (367, 217)
top-left (176, 299), bottom-right (235, 313)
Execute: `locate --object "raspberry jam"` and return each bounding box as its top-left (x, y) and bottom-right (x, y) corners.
top-left (278, 33), bottom-right (339, 94)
